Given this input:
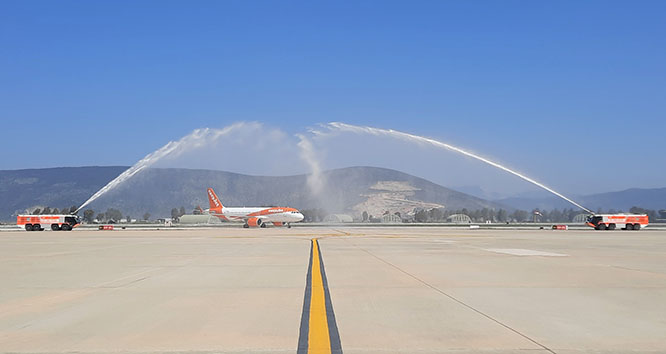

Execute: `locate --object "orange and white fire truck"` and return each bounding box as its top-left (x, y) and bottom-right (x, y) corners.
top-left (586, 214), bottom-right (649, 230)
top-left (16, 214), bottom-right (81, 231)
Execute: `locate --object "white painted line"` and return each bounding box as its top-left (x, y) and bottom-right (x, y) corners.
top-left (485, 248), bottom-right (568, 257)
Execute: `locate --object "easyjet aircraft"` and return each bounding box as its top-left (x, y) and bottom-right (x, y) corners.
top-left (206, 188), bottom-right (304, 228)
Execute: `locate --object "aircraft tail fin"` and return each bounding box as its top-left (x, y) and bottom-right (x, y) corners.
top-left (207, 188), bottom-right (224, 210)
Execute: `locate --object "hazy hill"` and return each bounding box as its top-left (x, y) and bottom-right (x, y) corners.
top-left (0, 166), bottom-right (504, 221)
top-left (2, 166), bottom-right (663, 221)
top-left (498, 188), bottom-right (666, 212)
top-left (0, 166), bottom-right (128, 221)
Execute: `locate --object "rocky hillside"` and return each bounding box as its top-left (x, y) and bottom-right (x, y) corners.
top-left (0, 166), bottom-right (505, 220)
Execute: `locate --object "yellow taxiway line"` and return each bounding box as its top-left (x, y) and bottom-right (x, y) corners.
top-left (298, 238), bottom-right (342, 354)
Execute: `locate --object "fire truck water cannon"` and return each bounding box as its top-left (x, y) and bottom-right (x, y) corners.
top-left (585, 214), bottom-right (649, 231)
top-left (542, 196), bottom-right (649, 231)
top-left (16, 214), bottom-right (81, 231)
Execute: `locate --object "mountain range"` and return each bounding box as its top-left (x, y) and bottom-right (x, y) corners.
top-left (0, 166), bottom-right (502, 221)
top-left (0, 166), bottom-right (663, 221)
top-left (496, 188), bottom-right (666, 212)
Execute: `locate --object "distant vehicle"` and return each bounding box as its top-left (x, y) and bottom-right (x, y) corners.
top-left (17, 214), bottom-right (81, 231)
top-left (586, 214), bottom-right (649, 230)
top-left (205, 188), bottom-right (304, 228)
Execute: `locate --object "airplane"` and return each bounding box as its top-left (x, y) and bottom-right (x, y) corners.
top-left (205, 188), bottom-right (304, 228)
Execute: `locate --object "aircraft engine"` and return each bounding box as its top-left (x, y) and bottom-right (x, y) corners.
top-left (247, 217), bottom-right (262, 227)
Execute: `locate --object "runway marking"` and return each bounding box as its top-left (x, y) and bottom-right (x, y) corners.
top-left (298, 239), bottom-right (342, 354)
top-left (347, 240), bottom-right (556, 354)
top-left (485, 248), bottom-right (568, 257)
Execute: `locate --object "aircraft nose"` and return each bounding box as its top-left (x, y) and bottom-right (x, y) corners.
top-left (296, 212), bottom-right (304, 221)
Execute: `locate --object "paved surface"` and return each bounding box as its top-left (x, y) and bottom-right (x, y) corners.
top-left (1, 227), bottom-right (665, 353)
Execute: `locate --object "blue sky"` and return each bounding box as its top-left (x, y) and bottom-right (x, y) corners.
top-left (1, 1), bottom-right (664, 193)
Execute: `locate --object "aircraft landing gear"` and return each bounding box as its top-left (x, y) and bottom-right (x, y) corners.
top-left (243, 223), bottom-right (249, 228)
top-left (287, 223), bottom-right (291, 228)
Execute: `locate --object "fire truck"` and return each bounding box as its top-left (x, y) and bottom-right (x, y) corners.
top-left (16, 214), bottom-right (81, 231)
top-left (586, 214), bottom-right (649, 230)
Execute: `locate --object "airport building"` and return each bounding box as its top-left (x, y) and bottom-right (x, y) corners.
top-left (179, 214), bottom-right (222, 224)
top-left (446, 213), bottom-right (472, 224)
top-left (381, 213), bottom-right (402, 223)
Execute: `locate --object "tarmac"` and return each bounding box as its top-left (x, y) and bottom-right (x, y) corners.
top-left (1, 226), bottom-right (665, 353)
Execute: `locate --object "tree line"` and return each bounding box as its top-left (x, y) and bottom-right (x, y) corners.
top-left (30, 205), bottom-right (665, 224)
top-left (78, 208), bottom-right (139, 223)
top-left (76, 206), bottom-right (189, 223)
top-left (411, 206), bottom-right (665, 223)
top-left (301, 206), bottom-right (665, 223)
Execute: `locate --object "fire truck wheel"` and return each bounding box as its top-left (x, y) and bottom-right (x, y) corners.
top-left (597, 224), bottom-right (607, 230)
top-left (633, 223), bottom-right (641, 230)
top-left (608, 223), bottom-right (616, 230)
top-left (61, 224), bottom-right (72, 231)
top-left (34, 224), bottom-right (42, 231)
top-left (51, 224), bottom-right (60, 231)
top-left (625, 223), bottom-right (634, 230)
top-left (25, 224), bottom-right (33, 231)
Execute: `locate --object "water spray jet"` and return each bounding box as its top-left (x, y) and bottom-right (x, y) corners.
top-left (74, 122), bottom-right (252, 213)
top-left (75, 120), bottom-right (592, 216)
top-left (317, 122), bottom-right (593, 214)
